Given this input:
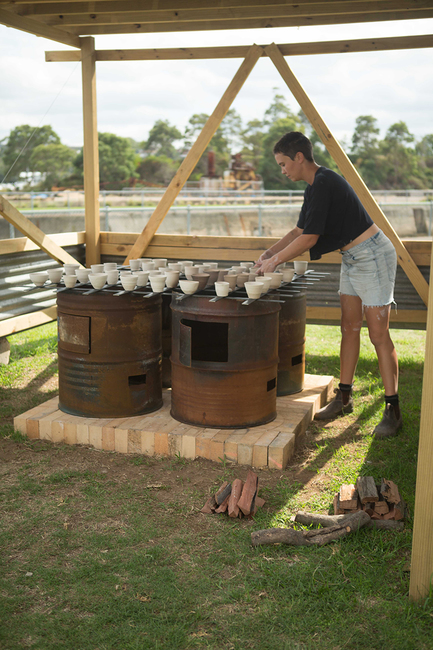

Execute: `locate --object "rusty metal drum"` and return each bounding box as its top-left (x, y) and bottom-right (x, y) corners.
top-left (277, 292), bottom-right (306, 395)
top-left (170, 294), bottom-right (280, 428)
top-left (161, 292), bottom-right (172, 388)
top-left (57, 291), bottom-right (163, 417)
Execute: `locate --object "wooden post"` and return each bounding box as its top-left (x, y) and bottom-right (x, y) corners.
top-left (81, 36), bottom-right (101, 267)
top-left (265, 43), bottom-right (429, 307)
top-left (124, 43), bottom-right (263, 263)
top-left (0, 194), bottom-right (82, 266)
top-left (409, 258), bottom-right (433, 600)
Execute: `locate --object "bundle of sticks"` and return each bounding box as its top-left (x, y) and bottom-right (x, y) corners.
top-left (201, 470), bottom-right (265, 519)
top-left (334, 477), bottom-right (406, 521)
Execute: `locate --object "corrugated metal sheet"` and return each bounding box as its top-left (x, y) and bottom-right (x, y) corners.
top-left (0, 245), bottom-right (85, 322)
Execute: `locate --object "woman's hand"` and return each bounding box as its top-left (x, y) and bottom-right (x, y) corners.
top-left (255, 249), bottom-right (273, 267)
top-left (257, 255), bottom-right (279, 275)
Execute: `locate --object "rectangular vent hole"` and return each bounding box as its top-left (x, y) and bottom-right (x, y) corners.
top-left (292, 354), bottom-right (303, 367)
top-left (267, 377), bottom-right (276, 392)
top-left (181, 319), bottom-right (228, 363)
top-left (128, 374), bottom-right (147, 386)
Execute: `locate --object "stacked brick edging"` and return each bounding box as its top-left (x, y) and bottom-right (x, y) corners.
top-left (13, 374), bottom-right (333, 469)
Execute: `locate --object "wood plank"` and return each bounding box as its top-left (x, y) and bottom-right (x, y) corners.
top-left (265, 42), bottom-right (429, 306)
top-left (45, 34), bottom-right (433, 62)
top-left (0, 7), bottom-right (81, 47)
top-left (0, 194), bottom-right (83, 266)
top-left (124, 44), bottom-right (263, 263)
top-left (0, 231), bottom-right (85, 255)
top-left (0, 307), bottom-right (57, 338)
top-left (81, 36), bottom-right (101, 267)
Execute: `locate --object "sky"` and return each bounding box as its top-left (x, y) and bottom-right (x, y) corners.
top-left (1, 17), bottom-right (433, 151)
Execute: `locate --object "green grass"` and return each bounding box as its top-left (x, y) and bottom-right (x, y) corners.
top-left (0, 322), bottom-right (432, 649)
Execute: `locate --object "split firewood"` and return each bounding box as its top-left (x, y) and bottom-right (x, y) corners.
top-left (380, 479), bottom-right (401, 504)
top-left (339, 484), bottom-right (359, 509)
top-left (228, 478), bottom-right (244, 518)
top-left (237, 470), bottom-right (258, 516)
top-left (362, 502), bottom-right (376, 517)
top-left (294, 511), bottom-right (404, 531)
top-left (251, 511), bottom-right (371, 547)
top-left (215, 494), bottom-right (231, 514)
top-left (356, 476), bottom-right (379, 503)
top-left (374, 497), bottom-right (390, 515)
top-left (201, 495), bottom-right (217, 514)
top-left (333, 494), bottom-right (345, 515)
top-left (215, 481), bottom-right (231, 505)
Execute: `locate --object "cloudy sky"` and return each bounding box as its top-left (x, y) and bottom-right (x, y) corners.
top-left (1, 17), bottom-right (433, 152)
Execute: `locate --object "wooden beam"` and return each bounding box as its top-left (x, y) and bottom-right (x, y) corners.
top-left (0, 231), bottom-right (85, 255)
top-left (0, 7), bottom-right (80, 47)
top-left (124, 43), bottom-right (263, 263)
top-left (66, 11), bottom-right (433, 35)
top-left (0, 194), bottom-right (83, 266)
top-left (265, 42), bottom-right (429, 307)
top-left (45, 34), bottom-right (433, 62)
top-left (81, 36), bottom-right (101, 266)
top-left (410, 246), bottom-right (433, 599)
top-left (0, 306), bottom-right (57, 339)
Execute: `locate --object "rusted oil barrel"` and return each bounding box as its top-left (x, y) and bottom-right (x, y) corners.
top-left (170, 294), bottom-right (280, 428)
top-left (161, 292), bottom-right (172, 388)
top-left (57, 291), bottom-right (162, 417)
top-left (277, 292), bottom-right (306, 396)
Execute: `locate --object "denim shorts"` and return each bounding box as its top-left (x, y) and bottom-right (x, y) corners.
top-left (339, 230), bottom-right (397, 307)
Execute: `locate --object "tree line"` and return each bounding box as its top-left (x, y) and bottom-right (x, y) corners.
top-left (1, 91), bottom-right (432, 192)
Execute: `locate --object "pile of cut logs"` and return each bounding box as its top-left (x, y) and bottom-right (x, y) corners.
top-left (334, 477), bottom-right (405, 521)
top-left (201, 470), bottom-right (265, 519)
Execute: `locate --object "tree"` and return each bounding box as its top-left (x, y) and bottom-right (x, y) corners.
top-left (349, 115), bottom-right (382, 188)
top-left (263, 89), bottom-right (297, 126)
top-left (183, 113), bottom-right (230, 179)
top-left (219, 109), bottom-right (243, 153)
top-left (240, 119), bottom-right (265, 169)
top-left (136, 155), bottom-right (179, 186)
top-left (73, 132), bottom-right (138, 189)
top-left (143, 119), bottom-right (182, 158)
top-left (380, 121), bottom-right (420, 188)
top-left (2, 125), bottom-right (61, 183)
top-left (416, 134), bottom-right (433, 186)
top-left (29, 143), bottom-right (76, 189)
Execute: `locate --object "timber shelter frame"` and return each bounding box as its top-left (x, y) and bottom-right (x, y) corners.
top-left (1, 0), bottom-right (433, 602)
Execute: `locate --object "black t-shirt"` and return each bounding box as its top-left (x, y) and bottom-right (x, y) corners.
top-left (297, 167), bottom-right (374, 260)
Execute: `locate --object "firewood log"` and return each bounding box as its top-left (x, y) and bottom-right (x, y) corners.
top-left (237, 470), bottom-right (258, 516)
top-left (252, 511), bottom-right (371, 547)
top-left (294, 511), bottom-right (404, 531)
top-left (356, 476), bottom-right (379, 503)
top-left (228, 478), bottom-right (243, 518)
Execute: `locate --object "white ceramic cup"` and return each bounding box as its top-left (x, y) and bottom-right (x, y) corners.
top-left (153, 258), bottom-right (167, 268)
top-left (165, 271), bottom-right (180, 288)
top-left (63, 264), bottom-right (80, 276)
top-left (103, 262), bottom-right (117, 272)
top-left (215, 281), bottom-right (229, 297)
top-left (106, 269), bottom-right (119, 285)
top-left (120, 269), bottom-right (132, 276)
top-left (136, 271), bottom-right (149, 287)
top-left (282, 268), bottom-right (296, 283)
top-left (264, 272), bottom-right (283, 289)
top-left (168, 262), bottom-right (182, 272)
top-left (120, 275), bottom-right (138, 291)
top-left (130, 259), bottom-right (142, 271)
top-left (179, 280), bottom-right (199, 295)
top-left (149, 270), bottom-right (163, 277)
top-left (150, 275), bottom-right (167, 293)
top-left (141, 262), bottom-right (155, 271)
top-left (223, 275), bottom-right (237, 291)
top-left (256, 276), bottom-right (272, 293)
top-left (294, 260), bottom-right (308, 275)
top-left (245, 281), bottom-right (263, 299)
top-left (63, 274), bottom-right (77, 288)
top-left (90, 264), bottom-right (104, 274)
top-left (29, 272), bottom-right (49, 286)
top-left (47, 268), bottom-right (63, 283)
top-left (88, 273), bottom-right (107, 290)
top-left (76, 268), bottom-right (91, 284)
top-left (180, 260), bottom-right (193, 272)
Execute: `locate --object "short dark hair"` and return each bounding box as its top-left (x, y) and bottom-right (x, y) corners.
top-left (273, 131), bottom-right (314, 162)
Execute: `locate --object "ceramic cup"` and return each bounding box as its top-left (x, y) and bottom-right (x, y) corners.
top-left (103, 262), bottom-right (117, 272)
top-left (206, 270), bottom-right (220, 287)
top-left (180, 260), bottom-right (193, 272)
top-left (217, 268), bottom-right (230, 282)
top-left (106, 269), bottom-right (119, 285)
top-left (150, 275), bottom-right (167, 293)
top-left (224, 275), bottom-right (237, 291)
top-left (179, 280), bottom-right (199, 295)
top-left (120, 275), bottom-right (138, 292)
top-left (165, 271), bottom-right (180, 289)
top-left (256, 276), bottom-right (272, 293)
top-left (153, 258), bottom-right (167, 268)
top-left (294, 260), bottom-right (308, 275)
top-left (141, 262), bottom-right (155, 271)
top-left (63, 274), bottom-right (77, 289)
top-left (88, 273), bottom-right (107, 290)
top-left (240, 261), bottom-right (254, 270)
top-left (236, 273), bottom-right (249, 288)
top-left (168, 262), bottom-right (182, 272)
top-left (245, 281), bottom-right (263, 300)
top-left (282, 268), bottom-right (296, 283)
top-left (215, 281), bottom-right (229, 297)
top-left (90, 264), bottom-right (104, 274)
top-left (129, 260), bottom-right (142, 271)
top-left (264, 272), bottom-right (283, 289)
top-left (149, 270), bottom-right (163, 277)
top-left (207, 262), bottom-right (219, 269)
top-left (76, 268), bottom-right (91, 284)
top-left (29, 272), bottom-right (49, 286)
top-left (136, 271), bottom-right (149, 287)
top-left (184, 265), bottom-right (200, 280)
top-left (191, 273), bottom-right (209, 291)
top-left (120, 270), bottom-right (132, 276)
top-left (63, 264), bottom-right (80, 276)
top-left (47, 268), bottom-right (63, 283)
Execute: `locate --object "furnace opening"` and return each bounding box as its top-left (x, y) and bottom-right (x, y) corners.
top-left (128, 374), bottom-right (147, 386)
top-left (181, 319), bottom-right (229, 363)
top-left (292, 354), bottom-right (303, 366)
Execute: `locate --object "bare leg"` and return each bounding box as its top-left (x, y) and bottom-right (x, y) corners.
top-left (339, 294), bottom-right (363, 385)
top-left (364, 304), bottom-right (398, 395)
